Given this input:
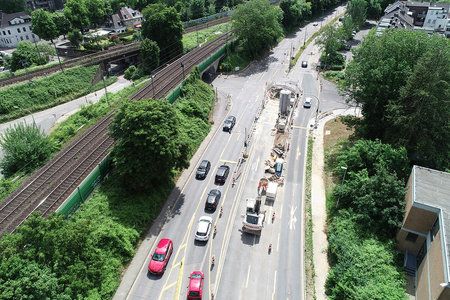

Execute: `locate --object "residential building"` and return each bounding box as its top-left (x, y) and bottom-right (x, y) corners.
top-left (103, 7), bottom-right (143, 34)
top-left (26, 0), bottom-right (66, 11)
top-left (397, 165), bottom-right (450, 300)
top-left (0, 11), bottom-right (40, 49)
top-left (376, 1), bottom-right (450, 37)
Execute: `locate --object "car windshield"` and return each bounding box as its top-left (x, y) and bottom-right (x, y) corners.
top-left (198, 166), bottom-right (205, 171)
top-left (224, 120), bottom-right (231, 125)
top-left (191, 273), bottom-right (202, 279)
top-left (196, 231), bottom-right (206, 236)
top-left (152, 253), bottom-right (165, 261)
top-left (189, 291), bottom-right (200, 296)
top-left (246, 215), bottom-right (259, 224)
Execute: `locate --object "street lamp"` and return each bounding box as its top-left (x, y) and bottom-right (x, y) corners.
top-left (14, 106), bottom-right (36, 127)
top-left (181, 62), bottom-right (185, 79)
top-left (102, 74), bottom-right (111, 107)
top-left (336, 166), bottom-right (347, 208)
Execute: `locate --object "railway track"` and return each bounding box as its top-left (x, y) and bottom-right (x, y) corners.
top-left (184, 16), bottom-right (231, 34)
top-left (132, 31), bottom-right (232, 100)
top-left (0, 31), bottom-right (232, 237)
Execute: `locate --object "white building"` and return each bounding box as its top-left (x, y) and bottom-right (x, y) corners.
top-left (0, 11), bottom-right (40, 49)
top-left (423, 5), bottom-right (449, 36)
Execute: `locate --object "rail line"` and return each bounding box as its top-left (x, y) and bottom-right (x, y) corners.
top-left (0, 31), bottom-right (233, 237)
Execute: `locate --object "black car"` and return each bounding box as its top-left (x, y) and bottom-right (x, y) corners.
top-left (301, 61), bottom-right (308, 68)
top-left (215, 165), bottom-right (230, 184)
top-left (223, 116), bottom-right (236, 132)
top-left (205, 189), bottom-right (221, 211)
top-left (196, 160), bottom-right (211, 179)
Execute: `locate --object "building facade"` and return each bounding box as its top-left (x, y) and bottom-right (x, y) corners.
top-left (26, 0), bottom-right (66, 11)
top-left (0, 12), bottom-right (40, 49)
top-left (103, 7), bottom-right (143, 34)
top-left (397, 166), bottom-right (450, 300)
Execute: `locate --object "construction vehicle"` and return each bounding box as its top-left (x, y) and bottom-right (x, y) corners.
top-left (266, 182), bottom-right (277, 201)
top-left (242, 197), bottom-right (265, 235)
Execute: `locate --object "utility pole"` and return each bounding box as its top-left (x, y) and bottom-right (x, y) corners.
top-left (102, 72), bottom-right (110, 107)
top-left (32, 35), bottom-right (42, 63)
top-left (52, 40), bottom-right (64, 74)
top-left (181, 62), bottom-right (185, 79)
top-left (20, 59), bottom-right (32, 83)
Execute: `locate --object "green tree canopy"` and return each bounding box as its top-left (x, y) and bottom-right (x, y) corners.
top-left (0, 0), bottom-right (25, 13)
top-left (347, 0), bottom-right (367, 29)
top-left (109, 99), bottom-right (190, 191)
top-left (67, 29), bottom-right (83, 48)
top-left (86, 0), bottom-right (109, 26)
top-left (280, 0), bottom-right (311, 30)
top-left (64, 0), bottom-right (90, 32)
top-left (142, 3), bottom-right (184, 61)
top-left (190, 0), bottom-right (206, 19)
top-left (31, 9), bottom-right (59, 42)
top-left (232, 0), bottom-right (283, 59)
top-left (0, 122), bottom-right (55, 177)
top-left (315, 23), bottom-right (342, 55)
top-left (53, 12), bottom-right (71, 38)
top-left (140, 38), bottom-right (160, 74)
top-left (342, 30), bottom-right (450, 170)
top-left (9, 41), bottom-right (48, 72)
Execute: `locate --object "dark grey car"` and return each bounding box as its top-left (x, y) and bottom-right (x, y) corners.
top-left (223, 116), bottom-right (236, 132)
top-left (196, 160), bottom-right (211, 179)
top-left (205, 189), bottom-right (221, 211)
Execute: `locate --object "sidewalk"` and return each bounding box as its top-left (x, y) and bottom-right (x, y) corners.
top-left (310, 108), bottom-right (360, 300)
top-left (113, 83), bottom-right (230, 300)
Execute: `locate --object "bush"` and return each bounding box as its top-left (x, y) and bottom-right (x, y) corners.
top-left (326, 211), bottom-right (406, 300)
top-left (124, 65), bottom-right (136, 80)
top-left (0, 122), bottom-right (55, 177)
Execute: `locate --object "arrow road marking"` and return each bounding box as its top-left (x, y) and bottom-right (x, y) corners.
top-left (289, 206), bottom-right (297, 230)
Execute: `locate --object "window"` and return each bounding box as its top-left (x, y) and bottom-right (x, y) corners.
top-left (20, 36), bottom-right (23, 41)
top-left (17, 28), bottom-right (21, 33)
top-left (416, 241), bottom-right (427, 266)
top-left (23, 27), bottom-right (26, 32)
top-left (8, 30), bottom-right (11, 35)
top-left (431, 218), bottom-right (440, 241)
top-left (406, 232), bottom-right (418, 243)
top-left (2, 31), bottom-right (5, 35)
top-left (26, 35), bottom-right (29, 40)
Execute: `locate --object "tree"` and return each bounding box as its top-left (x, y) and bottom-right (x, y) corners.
top-left (68, 29), bottom-right (83, 48)
top-left (142, 4), bottom-right (184, 62)
top-left (9, 41), bottom-right (48, 72)
top-left (190, 0), bottom-right (206, 19)
top-left (0, 122), bottom-right (55, 177)
top-left (315, 24), bottom-right (341, 55)
top-left (31, 9), bottom-right (59, 42)
top-left (342, 30), bottom-right (450, 170)
top-left (53, 12), bottom-right (70, 39)
top-left (0, 0), bottom-right (25, 13)
top-left (347, 0), bottom-right (367, 29)
top-left (85, 0), bottom-right (108, 27)
top-left (64, 0), bottom-right (90, 32)
top-left (385, 46), bottom-right (450, 170)
top-left (232, 0), bottom-right (283, 59)
top-left (333, 167), bottom-right (406, 238)
top-left (340, 15), bottom-right (354, 40)
top-left (109, 99), bottom-right (190, 191)
top-left (140, 38), bottom-right (160, 74)
top-left (280, 0), bottom-right (311, 30)
top-left (366, 0), bottom-right (382, 19)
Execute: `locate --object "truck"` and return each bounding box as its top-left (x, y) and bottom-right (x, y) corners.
top-left (266, 182), bottom-right (277, 201)
top-left (242, 197), bottom-right (265, 235)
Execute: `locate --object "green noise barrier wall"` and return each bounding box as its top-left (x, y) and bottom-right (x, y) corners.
top-left (57, 154), bottom-right (112, 216)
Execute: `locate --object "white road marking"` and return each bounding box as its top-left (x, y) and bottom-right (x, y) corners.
top-left (245, 265), bottom-right (251, 288)
top-left (289, 206), bottom-right (298, 230)
top-left (273, 270), bottom-right (277, 294)
top-left (277, 233), bottom-right (280, 252)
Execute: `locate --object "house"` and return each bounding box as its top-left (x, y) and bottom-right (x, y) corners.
top-left (397, 165), bottom-right (450, 300)
top-left (0, 11), bottom-right (40, 49)
top-left (26, 0), bottom-right (66, 11)
top-left (103, 7), bottom-right (143, 34)
top-left (377, 1), bottom-right (450, 37)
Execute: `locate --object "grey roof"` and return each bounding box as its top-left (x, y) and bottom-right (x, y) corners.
top-left (0, 11), bottom-right (31, 28)
top-left (412, 165), bottom-right (450, 282)
top-left (117, 6), bottom-right (142, 21)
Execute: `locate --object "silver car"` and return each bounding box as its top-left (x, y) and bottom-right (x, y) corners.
top-left (195, 216), bottom-right (213, 241)
top-left (304, 97), bottom-right (312, 108)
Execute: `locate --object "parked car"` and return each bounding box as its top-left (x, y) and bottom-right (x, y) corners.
top-left (345, 44), bottom-right (352, 51)
top-left (303, 97), bottom-right (312, 108)
top-left (205, 189), bottom-right (221, 211)
top-left (215, 165), bottom-right (230, 184)
top-left (187, 271), bottom-right (204, 299)
top-left (148, 239), bottom-right (173, 275)
top-left (195, 216), bottom-right (213, 241)
top-left (196, 160), bottom-right (211, 179)
top-left (301, 61), bottom-right (308, 68)
top-left (313, 23), bottom-right (319, 26)
top-left (223, 115), bottom-right (236, 132)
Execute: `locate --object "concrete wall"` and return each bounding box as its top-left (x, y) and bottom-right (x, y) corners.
top-left (429, 231), bottom-right (445, 299)
top-left (404, 206), bottom-right (437, 234)
top-left (416, 253), bottom-right (429, 300)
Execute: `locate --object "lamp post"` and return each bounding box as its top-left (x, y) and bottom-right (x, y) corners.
top-left (14, 106), bottom-right (36, 127)
top-left (336, 166), bottom-right (347, 208)
top-left (151, 75), bottom-right (156, 97)
top-left (102, 74), bottom-right (110, 107)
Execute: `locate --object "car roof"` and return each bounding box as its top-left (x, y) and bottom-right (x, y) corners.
top-left (198, 217), bottom-right (212, 232)
top-left (155, 238), bottom-right (172, 254)
top-left (199, 160), bottom-right (209, 167)
top-left (219, 165), bottom-right (229, 170)
top-left (189, 271), bottom-right (204, 290)
top-left (305, 97), bottom-right (312, 102)
top-left (226, 116), bottom-right (235, 120)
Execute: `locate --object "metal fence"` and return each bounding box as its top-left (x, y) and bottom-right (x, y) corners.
top-left (183, 10), bottom-right (234, 28)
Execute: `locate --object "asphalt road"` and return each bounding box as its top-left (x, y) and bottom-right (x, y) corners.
top-left (123, 4), bottom-right (349, 300)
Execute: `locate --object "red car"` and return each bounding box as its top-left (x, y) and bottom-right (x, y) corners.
top-left (148, 239), bottom-right (173, 275)
top-left (187, 271), bottom-right (204, 299)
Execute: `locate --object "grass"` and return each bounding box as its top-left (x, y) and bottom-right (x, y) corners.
top-left (183, 23), bottom-right (231, 52)
top-left (218, 45), bottom-right (252, 73)
top-left (322, 70), bottom-right (345, 85)
top-left (0, 61), bottom-right (60, 80)
top-left (322, 117), bottom-right (353, 215)
top-left (304, 135), bottom-right (316, 300)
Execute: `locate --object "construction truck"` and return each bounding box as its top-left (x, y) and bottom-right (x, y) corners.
top-left (242, 197), bottom-right (265, 235)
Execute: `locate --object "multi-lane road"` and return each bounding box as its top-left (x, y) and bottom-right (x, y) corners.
top-left (120, 5), bottom-right (348, 300)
